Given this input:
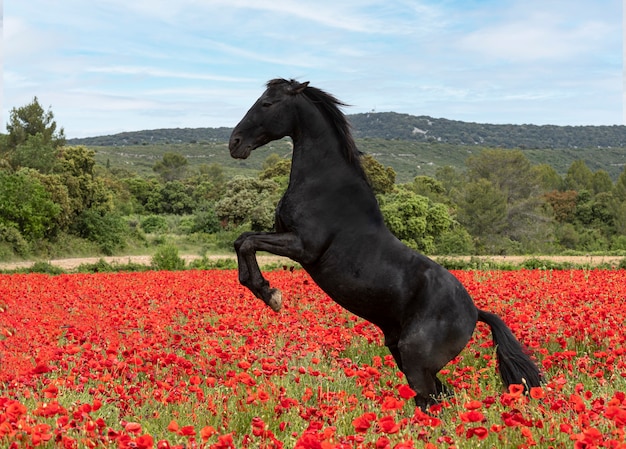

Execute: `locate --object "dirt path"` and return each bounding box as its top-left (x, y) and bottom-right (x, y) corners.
top-left (0, 254), bottom-right (622, 271)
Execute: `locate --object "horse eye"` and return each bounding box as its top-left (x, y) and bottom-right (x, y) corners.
top-left (262, 101), bottom-right (273, 108)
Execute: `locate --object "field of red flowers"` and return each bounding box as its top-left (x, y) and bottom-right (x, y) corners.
top-left (0, 268), bottom-right (625, 448)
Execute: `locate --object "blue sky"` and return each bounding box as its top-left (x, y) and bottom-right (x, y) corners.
top-left (2, 0), bottom-right (623, 138)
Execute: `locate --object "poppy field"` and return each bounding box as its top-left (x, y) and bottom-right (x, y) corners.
top-left (0, 268), bottom-right (625, 448)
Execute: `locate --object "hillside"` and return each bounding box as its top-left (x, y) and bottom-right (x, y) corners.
top-left (68, 112), bottom-right (626, 183)
top-left (69, 112), bottom-right (626, 148)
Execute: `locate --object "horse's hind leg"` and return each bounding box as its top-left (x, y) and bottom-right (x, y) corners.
top-left (392, 342), bottom-right (443, 410)
top-left (392, 314), bottom-right (475, 410)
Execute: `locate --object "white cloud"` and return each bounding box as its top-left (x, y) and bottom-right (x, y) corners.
top-left (3, 0), bottom-right (622, 136)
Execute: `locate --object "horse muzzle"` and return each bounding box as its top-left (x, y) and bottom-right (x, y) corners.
top-left (228, 135), bottom-right (252, 159)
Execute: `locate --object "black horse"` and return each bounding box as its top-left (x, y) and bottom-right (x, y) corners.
top-left (229, 78), bottom-right (542, 410)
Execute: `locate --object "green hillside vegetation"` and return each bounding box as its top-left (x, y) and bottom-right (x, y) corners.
top-left (72, 112), bottom-right (626, 182)
top-left (2, 98), bottom-right (626, 263)
top-left (90, 138), bottom-right (626, 184)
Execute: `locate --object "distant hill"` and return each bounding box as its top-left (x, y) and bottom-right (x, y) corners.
top-left (68, 112), bottom-right (626, 149)
top-left (349, 113), bottom-right (626, 148)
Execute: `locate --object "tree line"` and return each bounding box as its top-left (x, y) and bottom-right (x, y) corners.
top-left (1, 98), bottom-right (626, 260)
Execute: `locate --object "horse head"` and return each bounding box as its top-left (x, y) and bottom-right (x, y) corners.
top-left (229, 79), bottom-right (309, 159)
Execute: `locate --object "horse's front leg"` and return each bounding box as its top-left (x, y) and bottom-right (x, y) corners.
top-left (234, 231), bottom-right (306, 312)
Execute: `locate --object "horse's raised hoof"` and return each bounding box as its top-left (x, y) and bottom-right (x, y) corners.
top-left (268, 288), bottom-right (283, 312)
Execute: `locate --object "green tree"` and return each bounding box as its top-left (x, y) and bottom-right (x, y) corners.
top-left (124, 177), bottom-right (161, 212)
top-left (466, 149), bottom-right (538, 202)
top-left (532, 164), bottom-right (563, 192)
top-left (455, 179), bottom-right (508, 253)
top-left (3, 98), bottom-right (65, 173)
top-left (8, 133), bottom-right (57, 173)
top-left (405, 176), bottom-right (449, 204)
top-left (5, 97), bottom-right (65, 150)
top-left (158, 181), bottom-right (195, 215)
top-left (377, 188), bottom-right (452, 253)
top-left (565, 160), bottom-right (594, 192)
top-left (190, 203), bottom-right (221, 234)
top-left (215, 177), bottom-right (280, 231)
top-left (54, 146), bottom-right (114, 217)
top-left (591, 170), bottom-right (613, 195)
top-left (462, 149), bottom-right (553, 253)
top-left (259, 154), bottom-right (291, 189)
top-left (0, 169), bottom-right (60, 240)
top-left (361, 154), bottom-right (395, 195)
top-left (153, 152), bottom-right (188, 182)
top-left (614, 167), bottom-right (626, 202)
top-left (73, 209), bottom-right (126, 255)
top-left (435, 166), bottom-right (466, 196)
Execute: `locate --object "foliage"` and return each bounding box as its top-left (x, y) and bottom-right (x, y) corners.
top-left (187, 257), bottom-right (238, 270)
top-left (70, 111), bottom-right (626, 149)
top-left (433, 226), bottom-right (475, 255)
top-left (151, 245), bottom-right (186, 270)
top-left (3, 98), bottom-right (626, 261)
top-left (82, 138), bottom-right (626, 184)
top-left (456, 150), bottom-right (555, 254)
top-left (259, 154), bottom-right (291, 188)
top-left (156, 181), bottom-right (195, 215)
top-left (215, 177), bottom-right (281, 231)
top-left (0, 224), bottom-right (30, 257)
top-left (565, 159), bottom-right (594, 191)
top-left (455, 178), bottom-right (508, 251)
top-left (0, 169), bottom-right (61, 241)
top-left (4, 96), bottom-right (65, 151)
top-left (153, 152), bottom-right (189, 182)
top-left (72, 209), bottom-right (127, 255)
top-left (361, 154), bottom-right (396, 194)
top-left (75, 258), bottom-right (151, 273)
top-left (1, 269), bottom-right (625, 447)
top-left (188, 203), bottom-right (221, 234)
top-left (378, 188), bottom-right (452, 253)
top-left (140, 215), bottom-right (168, 233)
top-left (7, 132), bottom-right (58, 173)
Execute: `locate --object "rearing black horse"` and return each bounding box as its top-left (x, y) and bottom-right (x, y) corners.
top-left (229, 78), bottom-right (542, 410)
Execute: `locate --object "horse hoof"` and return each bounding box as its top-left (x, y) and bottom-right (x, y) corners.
top-left (268, 289), bottom-right (282, 312)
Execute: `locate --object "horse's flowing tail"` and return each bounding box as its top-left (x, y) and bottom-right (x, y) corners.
top-left (478, 309), bottom-right (542, 389)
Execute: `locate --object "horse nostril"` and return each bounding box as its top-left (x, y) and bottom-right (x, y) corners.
top-left (229, 136), bottom-right (241, 150)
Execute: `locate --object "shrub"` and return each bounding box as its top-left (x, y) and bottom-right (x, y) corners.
top-left (0, 225), bottom-right (30, 257)
top-left (140, 215), bottom-right (168, 233)
top-left (25, 262), bottom-right (65, 275)
top-left (151, 245), bottom-right (185, 271)
top-left (74, 210), bottom-right (127, 255)
top-left (188, 257), bottom-right (237, 270)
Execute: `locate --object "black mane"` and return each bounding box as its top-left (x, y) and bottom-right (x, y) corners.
top-left (269, 78), bottom-right (361, 164)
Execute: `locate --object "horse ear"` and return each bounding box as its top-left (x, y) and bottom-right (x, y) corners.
top-left (290, 81), bottom-right (309, 94)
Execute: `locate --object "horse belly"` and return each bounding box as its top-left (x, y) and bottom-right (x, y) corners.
top-left (304, 258), bottom-right (409, 329)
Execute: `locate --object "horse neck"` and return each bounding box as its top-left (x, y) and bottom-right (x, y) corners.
top-left (289, 107), bottom-right (364, 187)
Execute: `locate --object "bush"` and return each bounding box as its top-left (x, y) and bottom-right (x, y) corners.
top-left (151, 245), bottom-right (185, 271)
top-left (73, 209), bottom-right (127, 255)
top-left (611, 235), bottom-right (626, 251)
top-left (140, 215), bottom-right (168, 233)
top-left (520, 257), bottom-right (574, 270)
top-left (188, 257), bottom-right (237, 270)
top-left (434, 226), bottom-right (474, 255)
top-left (190, 204), bottom-right (221, 234)
top-left (76, 258), bottom-right (151, 273)
top-left (0, 225), bottom-right (30, 257)
top-left (25, 262), bottom-right (65, 275)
